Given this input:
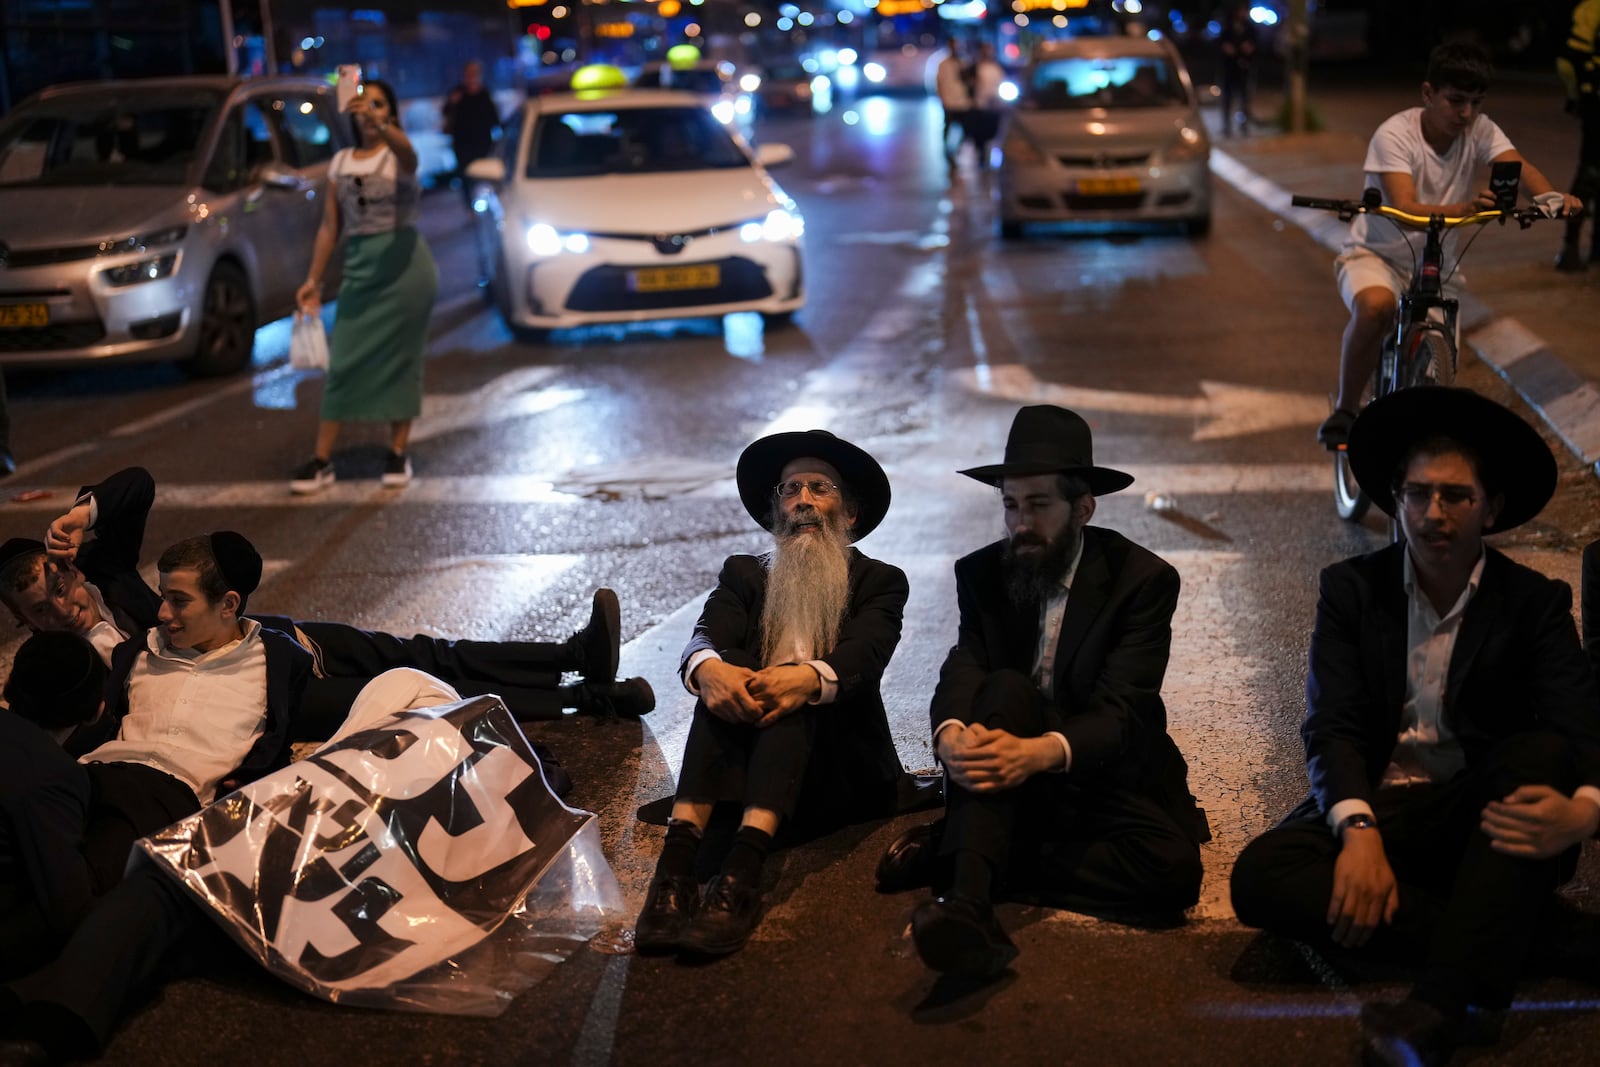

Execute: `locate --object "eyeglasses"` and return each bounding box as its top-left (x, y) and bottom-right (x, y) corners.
top-left (775, 479), bottom-right (840, 500)
top-left (1395, 483), bottom-right (1478, 512)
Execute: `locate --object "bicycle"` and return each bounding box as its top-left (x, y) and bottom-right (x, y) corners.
top-left (1291, 189), bottom-right (1562, 522)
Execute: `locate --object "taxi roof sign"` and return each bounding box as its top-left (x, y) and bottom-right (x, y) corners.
top-left (666, 44), bottom-right (702, 70)
top-left (569, 63), bottom-right (628, 92)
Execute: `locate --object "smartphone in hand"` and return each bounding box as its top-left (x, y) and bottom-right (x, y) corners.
top-left (336, 65), bottom-right (363, 112)
top-left (1489, 160), bottom-right (1522, 211)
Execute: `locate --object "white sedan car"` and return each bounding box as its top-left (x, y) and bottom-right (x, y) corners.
top-left (466, 88), bottom-right (804, 339)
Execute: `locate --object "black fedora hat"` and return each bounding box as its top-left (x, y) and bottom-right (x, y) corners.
top-left (736, 430), bottom-right (891, 540)
top-left (958, 405), bottom-right (1134, 495)
top-left (1348, 387), bottom-right (1555, 533)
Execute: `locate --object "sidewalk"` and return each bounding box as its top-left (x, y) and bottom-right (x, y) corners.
top-left (1205, 82), bottom-right (1600, 475)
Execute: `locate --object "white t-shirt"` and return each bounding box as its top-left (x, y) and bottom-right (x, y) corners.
top-left (936, 55), bottom-right (972, 110)
top-left (1345, 106), bottom-right (1515, 269)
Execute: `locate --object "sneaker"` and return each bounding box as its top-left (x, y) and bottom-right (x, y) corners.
top-left (381, 451), bottom-right (412, 488)
top-left (290, 457), bottom-right (335, 495)
top-left (1316, 408), bottom-right (1357, 451)
top-left (576, 677), bottom-right (655, 717)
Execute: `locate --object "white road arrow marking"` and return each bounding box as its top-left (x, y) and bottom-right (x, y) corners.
top-left (957, 363), bottom-right (1329, 442)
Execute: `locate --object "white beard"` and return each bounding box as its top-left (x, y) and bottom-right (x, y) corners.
top-left (759, 506), bottom-right (854, 667)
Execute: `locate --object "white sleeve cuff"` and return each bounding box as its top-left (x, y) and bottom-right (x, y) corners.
top-left (683, 650), bottom-right (721, 695)
top-left (806, 659), bottom-right (838, 705)
top-left (1045, 731), bottom-right (1072, 773)
top-left (1573, 785), bottom-right (1600, 823)
top-left (1326, 797), bottom-right (1375, 838)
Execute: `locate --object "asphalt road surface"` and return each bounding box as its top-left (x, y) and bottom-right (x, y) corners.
top-left (4, 70), bottom-right (1600, 1066)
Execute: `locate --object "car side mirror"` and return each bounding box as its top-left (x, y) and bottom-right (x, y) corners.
top-left (754, 142), bottom-right (794, 169)
top-left (466, 157), bottom-right (506, 183)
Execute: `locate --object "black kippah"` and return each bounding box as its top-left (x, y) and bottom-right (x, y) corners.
top-left (0, 537), bottom-right (45, 572)
top-left (208, 530), bottom-right (262, 597)
top-left (4, 631), bottom-right (106, 730)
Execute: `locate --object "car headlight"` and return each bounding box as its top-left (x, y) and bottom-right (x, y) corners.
top-left (101, 253), bottom-right (178, 287)
top-left (712, 99), bottom-right (736, 124)
top-left (1164, 126), bottom-right (1209, 163)
top-left (525, 222), bottom-right (591, 256)
top-left (740, 73), bottom-right (761, 92)
top-left (740, 208), bottom-right (805, 243)
top-left (863, 62), bottom-right (887, 83)
top-left (1001, 133), bottom-right (1045, 166)
top-left (998, 81), bottom-right (1019, 103)
top-left (98, 226), bottom-right (187, 257)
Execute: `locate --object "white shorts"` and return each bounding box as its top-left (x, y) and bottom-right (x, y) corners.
top-left (1335, 246), bottom-right (1466, 311)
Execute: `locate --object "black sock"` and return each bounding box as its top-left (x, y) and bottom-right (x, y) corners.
top-left (721, 825), bottom-right (774, 884)
top-left (951, 850), bottom-right (993, 903)
top-left (655, 820), bottom-right (702, 880)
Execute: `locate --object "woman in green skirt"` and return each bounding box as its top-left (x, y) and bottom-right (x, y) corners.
top-left (292, 78), bottom-right (438, 494)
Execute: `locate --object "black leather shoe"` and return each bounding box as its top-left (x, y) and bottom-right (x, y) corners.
top-left (1359, 998), bottom-right (1503, 1067)
top-left (633, 873), bottom-right (699, 955)
top-left (876, 820), bottom-right (941, 893)
top-left (571, 589), bottom-right (620, 683)
top-left (679, 871), bottom-right (763, 956)
top-left (576, 677), bottom-right (655, 717)
top-left (911, 894), bottom-right (1017, 979)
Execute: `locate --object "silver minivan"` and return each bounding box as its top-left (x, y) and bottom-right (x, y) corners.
top-left (0, 76), bottom-right (349, 376)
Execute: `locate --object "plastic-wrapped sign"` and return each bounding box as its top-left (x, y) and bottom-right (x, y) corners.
top-left (136, 693), bottom-right (622, 1015)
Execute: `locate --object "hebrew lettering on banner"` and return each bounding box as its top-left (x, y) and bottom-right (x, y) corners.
top-left (136, 694), bottom-right (615, 1012)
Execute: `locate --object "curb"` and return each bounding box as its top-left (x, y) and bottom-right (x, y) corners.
top-left (1210, 146), bottom-right (1600, 475)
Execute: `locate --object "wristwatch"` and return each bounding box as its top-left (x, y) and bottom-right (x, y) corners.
top-left (1338, 812), bottom-right (1378, 839)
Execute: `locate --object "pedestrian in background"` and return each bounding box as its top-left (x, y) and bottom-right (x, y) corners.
top-left (1217, 2), bottom-right (1258, 137)
top-left (1556, 0), bottom-right (1600, 270)
top-left (965, 43), bottom-right (1007, 170)
top-left (442, 60), bottom-right (502, 284)
top-left (935, 38), bottom-right (973, 172)
top-left (292, 78), bottom-right (438, 495)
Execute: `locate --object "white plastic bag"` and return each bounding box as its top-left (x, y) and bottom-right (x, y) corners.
top-left (290, 311), bottom-right (329, 371)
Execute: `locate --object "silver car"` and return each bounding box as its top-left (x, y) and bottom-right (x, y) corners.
top-left (0, 76), bottom-right (350, 376)
top-left (997, 36), bottom-right (1212, 238)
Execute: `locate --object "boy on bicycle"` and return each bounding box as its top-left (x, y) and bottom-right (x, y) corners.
top-left (1317, 41), bottom-right (1580, 450)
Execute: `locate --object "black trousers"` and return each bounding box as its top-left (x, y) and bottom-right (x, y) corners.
top-left (1566, 99), bottom-right (1600, 250)
top-left (1230, 731), bottom-right (1579, 1011)
top-left (676, 649), bottom-right (816, 823)
top-left (82, 762), bottom-right (200, 896)
top-left (940, 670), bottom-right (1203, 914)
top-left (8, 863), bottom-right (232, 1055)
top-left (250, 616), bottom-right (574, 740)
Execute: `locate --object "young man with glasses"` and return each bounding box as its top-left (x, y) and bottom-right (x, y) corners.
top-left (1232, 388), bottom-right (1600, 1067)
top-left (632, 430), bottom-right (911, 958)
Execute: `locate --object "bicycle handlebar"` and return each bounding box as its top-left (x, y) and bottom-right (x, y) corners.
top-left (1288, 193), bottom-right (1564, 229)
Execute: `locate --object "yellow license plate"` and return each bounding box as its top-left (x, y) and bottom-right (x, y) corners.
top-left (1076, 177), bottom-right (1142, 196)
top-left (0, 303), bottom-right (47, 328)
top-left (630, 265), bottom-right (720, 293)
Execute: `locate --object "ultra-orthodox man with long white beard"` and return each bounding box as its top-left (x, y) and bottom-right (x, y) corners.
top-left (633, 430), bottom-right (911, 958)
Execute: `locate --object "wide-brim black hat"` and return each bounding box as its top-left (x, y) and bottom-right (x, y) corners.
top-left (1348, 387), bottom-right (1555, 533)
top-left (958, 405), bottom-right (1134, 495)
top-left (736, 430), bottom-right (891, 540)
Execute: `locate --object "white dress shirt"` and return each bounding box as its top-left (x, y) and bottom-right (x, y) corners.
top-left (85, 619), bottom-right (269, 805)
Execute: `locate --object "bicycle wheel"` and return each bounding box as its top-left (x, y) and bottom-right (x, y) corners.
top-left (1333, 448), bottom-right (1370, 521)
top-left (1398, 326), bottom-right (1455, 389)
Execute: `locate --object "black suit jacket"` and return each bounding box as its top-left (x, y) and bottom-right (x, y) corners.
top-left (930, 526), bottom-right (1197, 822)
top-left (72, 467), bottom-right (162, 635)
top-left (0, 712), bottom-right (95, 941)
top-left (1302, 543), bottom-right (1600, 817)
top-left (679, 548), bottom-right (910, 823)
top-left (69, 627), bottom-right (312, 791)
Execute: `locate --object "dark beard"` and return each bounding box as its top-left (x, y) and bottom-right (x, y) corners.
top-left (1004, 526), bottom-right (1082, 610)
top-left (760, 504), bottom-right (854, 667)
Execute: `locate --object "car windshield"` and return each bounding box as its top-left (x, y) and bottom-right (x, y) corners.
top-left (661, 69), bottom-right (727, 95)
top-left (1027, 56), bottom-right (1186, 110)
top-left (527, 107), bottom-right (749, 177)
top-left (0, 92), bottom-right (221, 187)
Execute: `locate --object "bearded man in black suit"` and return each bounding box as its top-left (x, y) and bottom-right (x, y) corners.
top-left (879, 404), bottom-right (1208, 980)
top-left (633, 429), bottom-right (910, 958)
top-left (1231, 388), bottom-right (1600, 1067)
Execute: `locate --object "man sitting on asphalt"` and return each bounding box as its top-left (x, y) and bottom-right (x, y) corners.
top-left (1231, 388), bottom-right (1600, 1067)
top-left (633, 429), bottom-right (912, 958)
top-left (0, 466), bottom-right (651, 739)
top-left (0, 632), bottom-right (106, 979)
top-left (1315, 41), bottom-right (1579, 451)
top-left (878, 404), bottom-right (1208, 980)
